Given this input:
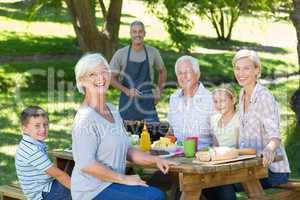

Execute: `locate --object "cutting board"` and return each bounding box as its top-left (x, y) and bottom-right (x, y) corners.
top-left (193, 155), bottom-right (257, 165)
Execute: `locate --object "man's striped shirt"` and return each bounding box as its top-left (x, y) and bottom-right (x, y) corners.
top-left (15, 134), bottom-right (54, 200)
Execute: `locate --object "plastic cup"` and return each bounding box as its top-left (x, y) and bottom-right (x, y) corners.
top-left (186, 136), bottom-right (199, 152)
top-left (184, 139), bottom-right (196, 157)
top-left (131, 134), bottom-right (139, 146)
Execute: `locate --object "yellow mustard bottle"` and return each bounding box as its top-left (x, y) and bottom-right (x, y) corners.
top-left (140, 123), bottom-right (151, 152)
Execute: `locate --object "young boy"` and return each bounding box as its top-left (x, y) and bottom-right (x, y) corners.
top-left (15, 106), bottom-right (71, 200)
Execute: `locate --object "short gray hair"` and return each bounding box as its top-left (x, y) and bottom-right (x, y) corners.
top-left (232, 49), bottom-right (261, 78)
top-left (130, 20), bottom-right (145, 31)
top-left (75, 53), bottom-right (110, 94)
top-left (175, 55), bottom-right (200, 75)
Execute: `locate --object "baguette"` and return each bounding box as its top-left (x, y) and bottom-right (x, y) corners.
top-left (210, 147), bottom-right (238, 161)
top-left (237, 148), bottom-right (257, 155)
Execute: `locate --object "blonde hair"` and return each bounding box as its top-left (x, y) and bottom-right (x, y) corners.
top-left (213, 84), bottom-right (237, 110)
top-left (232, 49), bottom-right (261, 78)
top-left (75, 53), bottom-right (110, 94)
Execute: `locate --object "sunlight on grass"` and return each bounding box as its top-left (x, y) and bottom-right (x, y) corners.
top-left (0, 145), bottom-right (17, 157)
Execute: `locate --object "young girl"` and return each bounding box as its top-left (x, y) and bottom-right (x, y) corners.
top-left (211, 84), bottom-right (239, 148)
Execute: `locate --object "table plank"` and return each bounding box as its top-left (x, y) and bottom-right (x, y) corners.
top-left (49, 150), bottom-right (281, 175)
top-left (50, 150), bottom-right (283, 200)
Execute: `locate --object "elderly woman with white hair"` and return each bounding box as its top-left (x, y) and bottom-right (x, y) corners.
top-left (71, 53), bottom-right (175, 200)
top-left (231, 49), bottom-right (290, 192)
top-left (167, 55), bottom-right (214, 149)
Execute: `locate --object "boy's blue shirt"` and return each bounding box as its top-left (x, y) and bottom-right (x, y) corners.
top-left (15, 133), bottom-right (54, 200)
top-left (22, 134), bottom-right (47, 152)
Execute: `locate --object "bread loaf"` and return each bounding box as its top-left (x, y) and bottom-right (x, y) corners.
top-left (237, 148), bottom-right (257, 155)
top-left (195, 147), bottom-right (239, 162)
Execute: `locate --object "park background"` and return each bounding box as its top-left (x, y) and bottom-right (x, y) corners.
top-left (0, 0), bottom-right (300, 198)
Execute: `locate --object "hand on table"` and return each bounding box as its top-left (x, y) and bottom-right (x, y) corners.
top-left (262, 147), bottom-right (276, 167)
top-left (155, 157), bottom-right (178, 174)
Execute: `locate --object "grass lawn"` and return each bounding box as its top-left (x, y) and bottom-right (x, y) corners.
top-left (0, 1), bottom-right (300, 198)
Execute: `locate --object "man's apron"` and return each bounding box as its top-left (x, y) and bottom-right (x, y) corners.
top-left (119, 45), bottom-right (159, 122)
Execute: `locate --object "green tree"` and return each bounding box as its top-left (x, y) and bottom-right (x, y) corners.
top-left (145, 0), bottom-right (279, 51)
top-left (146, 0), bottom-right (193, 52)
top-left (30, 0), bottom-right (123, 60)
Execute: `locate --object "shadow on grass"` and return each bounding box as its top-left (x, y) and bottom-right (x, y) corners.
top-left (189, 35), bottom-right (288, 54)
top-left (120, 37), bottom-right (291, 85)
top-left (0, 132), bottom-right (21, 147)
top-left (285, 124), bottom-right (300, 178)
top-left (0, 51), bottom-right (291, 93)
top-left (0, 152), bottom-right (16, 185)
top-left (47, 130), bottom-right (72, 150)
top-left (0, 31), bottom-right (80, 56)
top-left (1, 59), bottom-right (77, 91)
top-left (121, 35), bottom-right (288, 55)
top-left (0, 1), bottom-right (71, 23)
top-left (0, 1), bottom-right (134, 25)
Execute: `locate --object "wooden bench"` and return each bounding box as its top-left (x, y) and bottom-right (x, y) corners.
top-left (0, 183), bottom-right (26, 200)
top-left (272, 179), bottom-right (300, 200)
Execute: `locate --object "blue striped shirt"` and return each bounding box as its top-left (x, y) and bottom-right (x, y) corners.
top-left (15, 134), bottom-right (54, 200)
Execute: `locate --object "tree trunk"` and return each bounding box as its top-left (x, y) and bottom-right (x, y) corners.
top-left (290, 0), bottom-right (300, 127)
top-left (207, 7), bottom-right (240, 41)
top-left (64, 0), bottom-right (122, 60)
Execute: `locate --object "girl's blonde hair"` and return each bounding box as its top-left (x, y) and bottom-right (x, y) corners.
top-left (213, 84), bottom-right (237, 110)
top-left (232, 49), bottom-right (261, 78)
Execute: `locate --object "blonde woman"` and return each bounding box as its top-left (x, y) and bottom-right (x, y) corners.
top-left (233, 49), bottom-right (290, 189)
top-left (211, 84), bottom-right (239, 148)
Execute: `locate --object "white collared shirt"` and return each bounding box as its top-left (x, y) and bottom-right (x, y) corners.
top-left (167, 83), bottom-right (214, 149)
top-left (239, 83), bottom-right (290, 173)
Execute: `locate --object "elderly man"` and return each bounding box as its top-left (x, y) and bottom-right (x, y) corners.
top-left (110, 21), bottom-right (167, 123)
top-left (168, 55), bottom-right (214, 149)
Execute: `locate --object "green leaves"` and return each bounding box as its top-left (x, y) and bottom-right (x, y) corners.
top-left (145, 0), bottom-right (293, 50)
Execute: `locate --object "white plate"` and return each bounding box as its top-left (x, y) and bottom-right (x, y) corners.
top-left (151, 146), bottom-right (177, 153)
top-left (64, 148), bottom-right (72, 153)
top-left (158, 152), bottom-right (176, 158)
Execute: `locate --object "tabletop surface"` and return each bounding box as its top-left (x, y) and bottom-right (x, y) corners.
top-left (50, 150), bottom-right (279, 174)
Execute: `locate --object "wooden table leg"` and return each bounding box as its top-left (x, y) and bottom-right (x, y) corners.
top-left (179, 173), bottom-right (202, 200)
top-left (180, 190), bottom-right (202, 200)
top-left (242, 180), bottom-right (270, 200)
top-left (168, 172), bottom-right (180, 200)
top-left (55, 158), bottom-right (74, 175)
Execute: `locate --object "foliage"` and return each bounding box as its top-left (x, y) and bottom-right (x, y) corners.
top-left (145, 0), bottom-right (291, 52)
top-left (146, 0), bottom-right (193, 52)
top-left (0, 69), bottom-right (14, 92)
top-left (24, 0), bottom-right (123, 59)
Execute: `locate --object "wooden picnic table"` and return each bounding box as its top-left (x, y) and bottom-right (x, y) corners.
top-left (50, 150), bottom-right (281, 200)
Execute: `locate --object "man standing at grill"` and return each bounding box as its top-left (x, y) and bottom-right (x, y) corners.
top-left (110, 21), bottom-right (167, 122)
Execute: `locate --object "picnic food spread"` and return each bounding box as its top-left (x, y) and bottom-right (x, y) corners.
top-left (152, 137), bottom-right (176, 148)
top-left (195, 147), bottom-right (239, 161)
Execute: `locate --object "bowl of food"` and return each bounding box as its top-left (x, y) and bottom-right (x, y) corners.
top-left (151, 137), bottom-right (177, 153)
